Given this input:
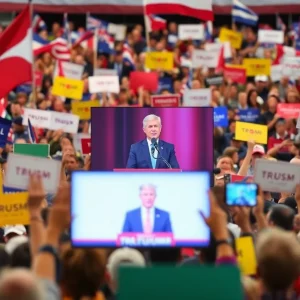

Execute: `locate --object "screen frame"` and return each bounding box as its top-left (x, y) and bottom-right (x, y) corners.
top-left (70, 170), bottom-right (211, 248)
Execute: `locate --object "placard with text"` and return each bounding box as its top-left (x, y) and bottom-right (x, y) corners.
top-left (151, 95), bottom-right (180, 107)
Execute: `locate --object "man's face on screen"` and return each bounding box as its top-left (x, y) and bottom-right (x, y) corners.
top-left (143, 120), bottom-right (162, 140)
top-left (140, 187), bottom-right (156, 209)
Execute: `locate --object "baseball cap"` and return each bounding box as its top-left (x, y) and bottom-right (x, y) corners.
top-left (252, 145), bottom-right (265, 156)
top-left (3, 225), bottom-right (26, 237)
top-left (5, 235), bottom-right (28, 255)
top-left (255, 75), bottom-right (268, 82)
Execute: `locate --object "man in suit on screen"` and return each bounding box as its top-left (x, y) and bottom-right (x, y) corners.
top-left (126, 114), bottom-right (180, 169)
top-left (122, 184), bottom-right (173, 233)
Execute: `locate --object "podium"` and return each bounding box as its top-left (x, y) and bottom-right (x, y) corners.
top-left (113, 169), bottom-right (182, 172)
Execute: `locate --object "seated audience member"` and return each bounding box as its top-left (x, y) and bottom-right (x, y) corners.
top-left (266, 205), bottom-right (295, 231)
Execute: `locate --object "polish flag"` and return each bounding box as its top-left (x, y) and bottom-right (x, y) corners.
top-left (273, 44), bottom-right (300, 65)
top-left (146, 14), bottom-right (167, 31)
top-left (144, 0), bottom-right (213, 21)
top-left (0, 5), bottom-right (32, 99)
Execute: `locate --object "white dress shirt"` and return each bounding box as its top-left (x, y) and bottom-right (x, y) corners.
top-left (141, 206), bottom-right (154, 232)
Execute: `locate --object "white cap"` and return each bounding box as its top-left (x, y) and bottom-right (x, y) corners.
top-left (252, 145), bottom-right (265, 156)
top-left (255, 75), bottom-right (268, 82)
top-left (107, 248), bottom-right (146, 281)
top-left (5, 235), bottom-right (29, 255)
top-left (3, 225), bottom-right (26, 237)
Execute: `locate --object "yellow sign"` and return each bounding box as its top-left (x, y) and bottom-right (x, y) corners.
top-left (52, 76), bottom-right (84, 100)
top-left (236, 237), bottom-right (257, 276)
top-left (145, 52), bottom-right (174, 71)
top-left (235, 121), bottom-right (268, 144)
top-left (0, 174), bottom-right (29, 226)
top-left (219, 28), bottom-right (243, 49)
top-left (71, 100), bottom-right (100, 120)
top-left (243, 58), bottom-right (271, 76)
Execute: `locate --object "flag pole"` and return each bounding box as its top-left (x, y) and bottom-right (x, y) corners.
top-left (143, 0), bottom-right (150, 50)
top-left (29, 0), bottom-right (36, 107)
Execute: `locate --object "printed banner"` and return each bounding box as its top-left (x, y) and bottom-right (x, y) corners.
top-left (151, 95), bottom-right (180, 107)
top-left (258, 30), bottom-right (284, 44)
top-left (52, 76), bottom-right (84, 100)
top-left (223, 66), bottom-right (246, 84)
top-left (243, 58), bottom-right (271, 76)
top-left (108, 23), bottom-right (127, 41)
top-left (14, 144), bottom-right (49, 158)
top-left (23, 109), bottom-right (79, 134)
top-left (235, 121), bottom-right (268, 144)
top-left (130, 72), bottom-right (158, 92)
top-left (0, 192), bottom-right (29, 226)
top-left (5, 153), bottom-right (62, 194)
top-left (214, 107), bottom-right (228, 127)
top-left (71, 100), bottom-right (100, 120)
top-left (254, 159), bottom-right (300, 193)
top-left (54, 61), bottom-right (84, 80)
top-left (236, 237), bottom-right (257, 276)
top-left (88, 75), bottom-right (120, 94)
top-left (145, 52), bottom-right (174, 71)
top-left (192, 50), bottom-right (218, 68)
top-left (178, 24), bottom-right (204, 40)
top-left (219, 28), bottom-right (242, 49)
top-left (277, 103), bottom-right (300, 119)
top-left (183, 89), bottom-right (211, 107)
top-left (81, 138), bottom-right (91, 155)
top-left (271, 65), bottom-right (283, 82)
top-left (94, 68), bottom-right (118, 76)
top-left (0, 117), bottom-right (12, 148)
top-left (282, 57), bottom-right (300, 80)
top-left (238, 109), bottom-right (260, 123)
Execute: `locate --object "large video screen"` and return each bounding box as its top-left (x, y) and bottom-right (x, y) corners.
top-left (71, 171), bottom-right (210, 248)
top-left (91, 107), bottom-right (213, 171)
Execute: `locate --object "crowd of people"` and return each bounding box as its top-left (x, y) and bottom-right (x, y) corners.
top-left (0, 10), bottom-right (300, 300)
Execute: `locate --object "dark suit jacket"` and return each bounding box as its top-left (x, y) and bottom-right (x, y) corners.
top-left (122, 207), bottom-right (172, 233)
top-left (108, 62), bottom-right (133, 79)
top-left (126, 139), bottom-right (180, 169)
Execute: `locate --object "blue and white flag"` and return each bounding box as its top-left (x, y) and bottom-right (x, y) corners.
top-left (0, 117), bottom-right (12, 148)
top-left (86, 15), bottom-right (108, 31)
top-left (28, 118), bottom-right (37, 144)
top-left (232, 0), bottom-right (258, 27)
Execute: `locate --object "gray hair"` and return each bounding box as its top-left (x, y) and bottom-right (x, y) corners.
top-left (0, 268), bottom-right (45, 300)
top-left (142, 114), bottom-right (162, 129)
top-left (139, 184), bottom-right (157, 194)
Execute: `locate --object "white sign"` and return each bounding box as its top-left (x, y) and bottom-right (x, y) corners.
top-left (183, 89), bottom-right (211, 107)
top-left (5, 153), bottom-right (62, 194)
top-left (282, 57), bottom-right (300, 80)
top-left (23, 109), bottom-right (52, 129)
top-left (53, 61), bottom-right (84, 80)
top-left (73, 133), bottom-right (91, 154)
top-left (271, 64), bottom-right (283, 82)
top-left (94, 68), bottom-right (118, 76)
top-left (192, 49), bottom-right (218, 68)
top-left (50, 111), bottom-right (80, 134)
top-left (88, 75), bottom-right (120, 93)
top-left (108, 23), bottom-right (127, 41)
top-left (23, 109), bottom-right (79, 134)
top-left (297, 113), bottom-right (300, 129)
top-left (254, 159), bottom-right (300, 193)
top-left (178, 24), bottom-right (204, 41)
top-left (258, 30), bottom-right (284, 45)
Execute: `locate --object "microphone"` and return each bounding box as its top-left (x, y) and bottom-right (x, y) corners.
top-left (150, 137), bottom-right (172, 169)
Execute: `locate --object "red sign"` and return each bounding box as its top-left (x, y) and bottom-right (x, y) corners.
top-left (81, 138), bottom-right (91, 155)
top-left (224, 66), bottom-right (246, 84)
top-left (230, 175), bottom-right (254, 183)
top-left (151, 94), bottom-right (180, 107)
top-left (129, 71), bottom-right (158, 92)
top-left (277, 103), bottom-right (300, 119)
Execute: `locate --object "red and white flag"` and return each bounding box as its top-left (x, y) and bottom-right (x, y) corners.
top-left (144, 0), bottom-right (213, 21)
top-left (273, 44), bottom-right (300, 65)
top-left (33, 37), bottom-right (71, 61)
top-left (0, 5), bottom-right (32, 99)
top-left (145, 14), bottom-right (167, 32)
